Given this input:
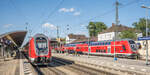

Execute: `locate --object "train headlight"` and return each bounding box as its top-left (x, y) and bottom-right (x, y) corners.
top-left (30, 58), bottom-right (35, 62)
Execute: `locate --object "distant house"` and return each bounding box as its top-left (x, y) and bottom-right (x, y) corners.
top-left (66, 34), bottom-right (87, 44)
top-left (98, 23), bottom-right (142, 41)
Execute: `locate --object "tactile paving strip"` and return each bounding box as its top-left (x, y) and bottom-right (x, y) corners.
top-left (23, 62), bottom-right (32, 75)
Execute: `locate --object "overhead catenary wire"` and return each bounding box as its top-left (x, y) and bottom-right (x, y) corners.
top-left (31, 0), bottom-right (65, 35)
top-left (79, 0), bottom-right (140, 26)
top-left (9, 0), bottom-right (33, 46)
top-left (9, 0), bottom-right (31, 25)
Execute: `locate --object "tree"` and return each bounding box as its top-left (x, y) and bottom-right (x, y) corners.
top-left (87, 22), bottom-right (107, 37)
top-left (132, 18), bottom-right (150, 36)
top-left (119, 29), bottom-right (137, 40)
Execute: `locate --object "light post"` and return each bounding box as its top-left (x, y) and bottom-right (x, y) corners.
top-left (88, 37), bottom-right (90, 58)
top-left (114, 0), bottom-right (119, 61)
top-left (141, 5), bottom-right (150, 65)
top-left (88, 25), bottom-right (94, 58)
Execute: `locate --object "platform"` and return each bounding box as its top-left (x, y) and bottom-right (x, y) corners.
top-left (0, 52), bottom-right (36, 75)
top-left (0, 58), bottom-right (20, 75)
top-left (53, 53), bottom-right (150, 75)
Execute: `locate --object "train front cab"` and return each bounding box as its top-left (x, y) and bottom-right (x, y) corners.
top-left (112, 40), bottom-right (139, 58)
top-left (128, 40), bottom-right (140, 59)
top-left (29, 36), bottom-right (52, 65)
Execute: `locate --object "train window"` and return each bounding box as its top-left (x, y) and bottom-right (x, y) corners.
top-left (90, 43), bottom-right (92, 46)
top-left (102, 42), bottom-right (104, 45)
top-left (96, 50), bottom-right (99, 52)
top-left (122, 45), bottom-right (126, 50)
top-left (129, 40), bottom-right (135, 44)
top-left (96, 43), bottom-right (98, 45)
top-left (104, 50), bottom-right (106, 53)
top-left (36, 37), bottom-right (47, 50)
top-left (106, 42), bottom-right (108, 45)
top-left (99, 43), bottom-right (101, 45)
top-left (93, 43), bottom-right (95, 45)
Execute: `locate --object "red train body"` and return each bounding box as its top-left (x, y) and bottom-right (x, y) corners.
top-left (57, 39), bottom-right (139, 57)
top-left (24, 34), bottom-right (52, 65)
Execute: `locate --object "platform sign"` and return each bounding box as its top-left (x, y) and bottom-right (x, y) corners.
top-left (138, 36), bottom-right (150, 40)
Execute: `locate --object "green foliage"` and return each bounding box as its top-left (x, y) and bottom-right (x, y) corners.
top-left (132, 18), bottom-right (150, 36)
top-left (87, 22), bottom-right (107, 37)
top-left (119, 29), bottom-right (137, 40)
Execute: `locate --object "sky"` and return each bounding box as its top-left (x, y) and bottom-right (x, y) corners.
top-left (0, 0), bottom-right (150, 39)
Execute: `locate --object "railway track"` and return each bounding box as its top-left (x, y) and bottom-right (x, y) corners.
top-left (23, 52), bottom-right (147, 75)
top-left (31, 57), bottom-right (114, 75)
top-left (52, 54), bottom-right (147, 75)
top-left (51, 57), bottom-right (114, 75)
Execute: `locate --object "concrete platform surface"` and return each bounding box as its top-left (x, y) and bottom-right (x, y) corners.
top-left (0, 59), bottom-right (20, 75)
top-left (53, 53), bottom-right (150, 75)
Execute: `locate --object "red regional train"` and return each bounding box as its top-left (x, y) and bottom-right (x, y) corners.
top-left (24, 34), bottom-right (52, 65)
top-left (59, 39), bottom-right (139, 58)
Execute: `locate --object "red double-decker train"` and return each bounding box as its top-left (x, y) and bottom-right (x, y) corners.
top-left (57, 39), bottom-right (139, 58)
top-left (23, 34), bottom-right (52, 65)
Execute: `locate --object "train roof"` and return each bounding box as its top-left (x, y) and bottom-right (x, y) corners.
top-left (33, 33), bottom-right (48, 39)
top-left (90, 39), bottom-right (133, 43)
top-left (67, 39), bottom-right (133, 45)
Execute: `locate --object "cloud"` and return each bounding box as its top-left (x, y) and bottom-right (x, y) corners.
top-left (81, 24), bottom-right (85, 27)
top-left (59, 8), bottom-right (75, 12)
top-left (73, 12), bottom-right (80, 16)
top-left (4, 24), bottom-right (13, 28)
top-left (42, 23), bottom-right (57, 30)
top-left (59, 8), bottom-right (81, 16)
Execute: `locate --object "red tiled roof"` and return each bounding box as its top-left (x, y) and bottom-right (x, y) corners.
top-left (99, 23), bottom-right (141, 34)
top-left (68, 33), bottom-right (86, 39)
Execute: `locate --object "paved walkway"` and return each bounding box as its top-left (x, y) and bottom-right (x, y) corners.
top-left (0, 59), bottom-right (20, 75)
top-left (0, 52), bottom-right (28, 75)
top-left (53, 53), bottom-right (150, 75)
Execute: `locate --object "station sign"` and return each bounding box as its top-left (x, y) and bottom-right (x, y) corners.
top-left (138, 36), bottom-right (150, 40)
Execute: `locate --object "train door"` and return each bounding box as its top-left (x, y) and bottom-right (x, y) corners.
top-left (107, 46), bottom-right (111, 54)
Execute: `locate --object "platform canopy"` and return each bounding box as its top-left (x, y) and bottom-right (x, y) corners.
top-left (0, 31), bottom-right (27, 47)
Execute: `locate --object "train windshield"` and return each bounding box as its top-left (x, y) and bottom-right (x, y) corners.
top-left (129, 40), bottom-right (137, 51)
top-left (36, 37), bottom-right (48, 50)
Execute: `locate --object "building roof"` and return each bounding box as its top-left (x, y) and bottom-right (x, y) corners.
top-left (99, 23), bottom-right (141, 34)
top-left (0, 31), bottom-right (27, 47)
top-left (68, 33), bottom-right (86, 39)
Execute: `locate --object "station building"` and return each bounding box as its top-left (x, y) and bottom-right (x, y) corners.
top-left (66, 33), bottom-right (87, 44)
top-left (98, 23), bottom-right (142, 41)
